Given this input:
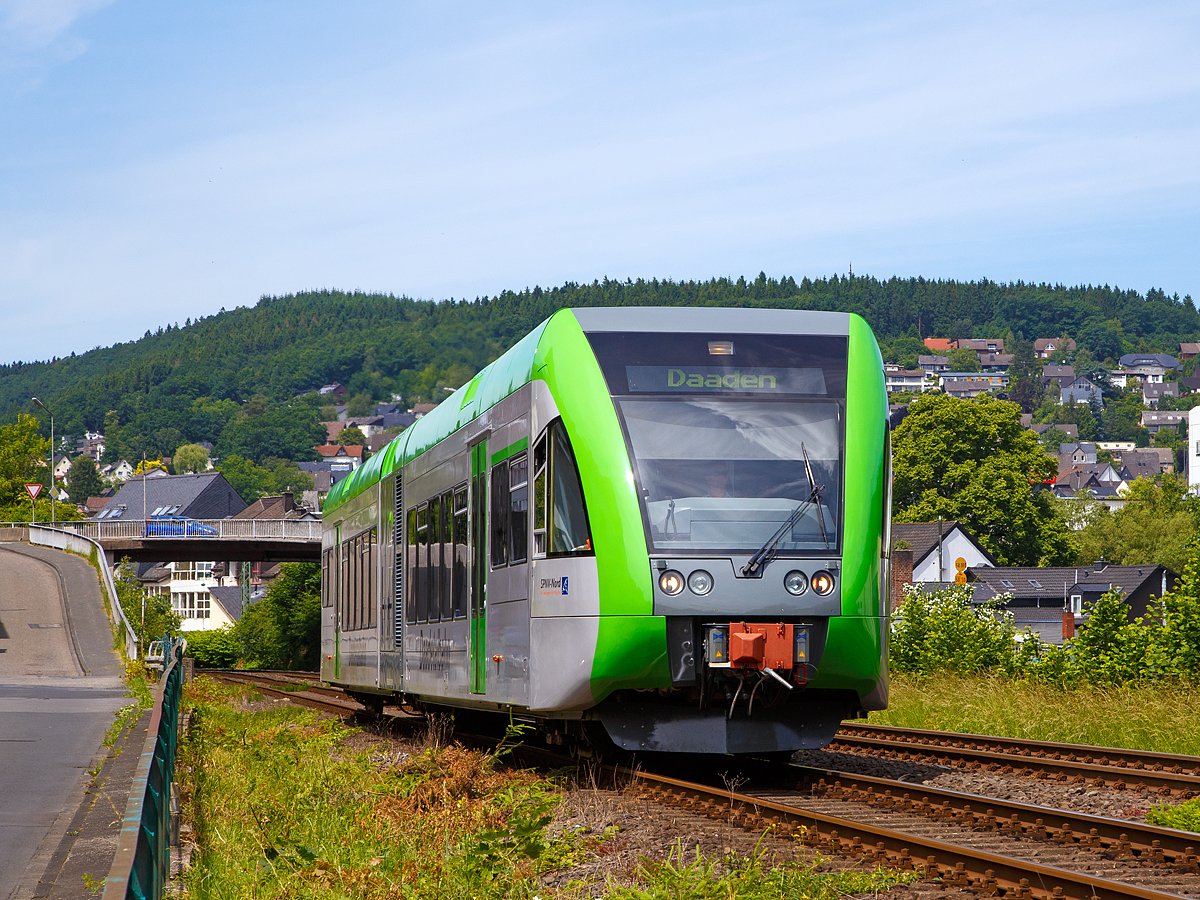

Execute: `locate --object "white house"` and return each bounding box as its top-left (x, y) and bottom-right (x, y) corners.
top-left (143, 561), bottom-right (240, 632)
top-left (892, 520), bottom-right (996, 583)
top-left (885, 368), bottom-right (932, 393)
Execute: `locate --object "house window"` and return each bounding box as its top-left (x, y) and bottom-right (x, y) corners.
top-left (1028, 579), bottom-right (1043, 589)
top-left (1070, 594), bottom-right (1082, 615)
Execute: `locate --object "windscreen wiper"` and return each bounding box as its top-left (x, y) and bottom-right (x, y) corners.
top-left (741, 443), bottom-right (827, 577)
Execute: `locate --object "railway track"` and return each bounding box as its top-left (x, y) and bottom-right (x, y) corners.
top-left (633, 768), bottom-right (1200, 900)
top-left (831, 724), bottom-right (1200, 797)
top-left (197, 669), bottom-right (377, 717)
top-left (194, 673), bottom-right (1200, 900)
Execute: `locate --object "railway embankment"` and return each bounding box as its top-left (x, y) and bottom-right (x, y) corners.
top-left (178, 675), bottom-right (916, 899)
top-left (180, 671), bottom-right (1200, 900)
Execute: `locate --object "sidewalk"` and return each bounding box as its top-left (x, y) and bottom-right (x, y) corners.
top-left (11, 708), bottom-right (151, 900)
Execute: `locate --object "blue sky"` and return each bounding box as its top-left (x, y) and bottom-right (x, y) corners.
top-left (1, 1), bottom-right (1197, 365)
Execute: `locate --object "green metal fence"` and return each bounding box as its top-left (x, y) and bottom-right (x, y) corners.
top-left (103, 635), bottom-right (184, 900)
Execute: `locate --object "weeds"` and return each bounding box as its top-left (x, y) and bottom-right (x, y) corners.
top-left (604, 838), bottom-right (915, 900)
top-left (182, 685), bottom-right (575, 899)
top-left (1147, 796), bottom-right (1200, 833)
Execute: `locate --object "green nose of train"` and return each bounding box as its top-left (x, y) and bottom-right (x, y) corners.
top-left (320, 306), bottom-right (890, 755)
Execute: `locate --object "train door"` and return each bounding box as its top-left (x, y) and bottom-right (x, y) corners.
top-left (470, 439), bottom-right (488, 694)
top-left (321, 524), bottom-right (340, 683)
top-left (333, 523), bottom-right (342, 679)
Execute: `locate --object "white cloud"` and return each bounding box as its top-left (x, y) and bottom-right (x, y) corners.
top-left (0, 0), bottom-right (113, 48)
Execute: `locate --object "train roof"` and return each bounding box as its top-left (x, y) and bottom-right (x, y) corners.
top-left (322, 306), bottom-right (857, 513)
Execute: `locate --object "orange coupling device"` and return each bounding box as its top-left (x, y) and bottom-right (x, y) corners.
top-left (728, 622), bottom-right (793, 670)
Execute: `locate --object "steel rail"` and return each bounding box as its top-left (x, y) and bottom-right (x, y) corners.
top-left (792, 766), bottom-right (1200, 870)
top-left (840, 724), bottom-right (1200, 774)
top-left (830, 733), bottom-right (1200, 796)
top-left (204, 672), bottom-right (367, 716)
top-left (625, 768), bottom-right (1194, 900)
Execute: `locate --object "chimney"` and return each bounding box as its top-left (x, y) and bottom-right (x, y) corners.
top-left (1062, 610), bottom-right (1075, 641)
top-left (282, 490), bottom-right (294, 512)
top-left (891, 549), bottom-right (913, 611)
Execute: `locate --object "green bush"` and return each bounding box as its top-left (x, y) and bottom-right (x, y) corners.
top-left (891, 539), bottom-right (1200, 689)
top-left (185, 626), bottom-right (241, 668)
top-left (232, 563), bottom-right (320, 669)
top-left (890, 583), bottom-right (1023, 676)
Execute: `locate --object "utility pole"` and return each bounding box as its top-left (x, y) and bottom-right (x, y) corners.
top-left (31, 398), bottom-right (55, 526)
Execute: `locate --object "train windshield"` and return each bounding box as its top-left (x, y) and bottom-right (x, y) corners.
top-left (587, 330), bottom-right (847, 555)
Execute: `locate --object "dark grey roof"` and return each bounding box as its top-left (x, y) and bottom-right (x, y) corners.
top-left (969, 564), bottom-right (1172, 601)
top-left (1143, 383), bottom-right (1178, 398)
top-left (381, 411), bottom-right (417, 430)
top-left (1119, 353), bottom-right (1179, 369)
top-left (969, 566), bottom-right (1077, 600)
top-left (100, 472), bottom-right (248, 520)
top-left (209, 586), bottom-right (249, 622)
top-left (1120, 452), bottom-right (1163, 479)
top-left (892, 520), bottom-right (997, 567)
top-left (1032, 423), bottom-right (1078, 438)
top-left (918, 355), bottom-right (949, 366)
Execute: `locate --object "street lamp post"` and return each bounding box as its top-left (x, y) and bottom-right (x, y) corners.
top-left (31, 398), bottom-right (55, 526)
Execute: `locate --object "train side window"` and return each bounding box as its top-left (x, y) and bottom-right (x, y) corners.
top-left (490, 460), bottom-right (510, 568)
top-left (533, 436), bottom-right (547, 557)
top-left (321, 549), bottom-right (332, 607)
top-left (549, 420), bottom-right (593, 557)
top-left (509, 453), bottom-right (529, 563)
top-left (453, 486), bottom-right (468, 618)
top-left (428, 495), bottom-right (442, 622)
top-left (368, 527), bottom-right (378, 629)
top-left (352, 535), bottom-right (362, 633)
top-left (406, 507), bottom-right (418, 624)
top-left (416, 503), bottom-right (429, 623)
top-left (440, 490), bottom-right (454, 621)
top-left (340, 538), bottom-right (350, 629)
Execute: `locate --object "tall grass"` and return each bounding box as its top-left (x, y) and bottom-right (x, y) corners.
top-left (874, 675), bottom-right (1200, 755)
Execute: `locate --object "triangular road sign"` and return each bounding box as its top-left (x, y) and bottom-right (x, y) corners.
top-left (25, 483), bottom-right (42, 500)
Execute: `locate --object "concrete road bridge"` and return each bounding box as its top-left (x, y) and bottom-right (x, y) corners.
top-left (1, 519), bottom-right (322, 564)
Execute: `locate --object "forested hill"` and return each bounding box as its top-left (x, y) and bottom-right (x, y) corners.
top-left (2, 274), bottom-right (1197, 445)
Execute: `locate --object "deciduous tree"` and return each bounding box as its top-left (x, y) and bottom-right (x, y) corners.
top-left (892, 394), bottom-right (1076, 566)
top-left (67, 455), bottom-right (104, 503)
top-left (173, 443), bottom-right (210, 474)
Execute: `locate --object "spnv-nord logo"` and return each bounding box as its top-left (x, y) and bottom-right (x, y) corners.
top-left (539, 577), bottom-right (568, 595)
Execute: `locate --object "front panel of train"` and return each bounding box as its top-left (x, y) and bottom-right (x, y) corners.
top-left (560, 308), bottom-right (888, 754)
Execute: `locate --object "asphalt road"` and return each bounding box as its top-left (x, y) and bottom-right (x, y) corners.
top-left (0, 544), bottom-right (127, 900)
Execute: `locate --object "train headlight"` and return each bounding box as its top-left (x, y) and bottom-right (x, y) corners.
top-left (659, 570), bottom-right (685, 595)
top-left (811, 570), bottom-right (836, 596)
top-left (687, 570), bottom-right (713, 595)
top-left (784, 570), bottom-right (808, 595)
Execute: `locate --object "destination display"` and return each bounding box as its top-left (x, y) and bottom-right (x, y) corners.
top-left (625, 365), bottom-right (827, 394)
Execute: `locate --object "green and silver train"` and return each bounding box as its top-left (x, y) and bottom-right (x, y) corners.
top-left (320, 307), bottom-right (891, 755)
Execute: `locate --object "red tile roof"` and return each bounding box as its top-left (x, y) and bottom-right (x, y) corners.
top-left (314, 444), bottom-right (364, 459)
